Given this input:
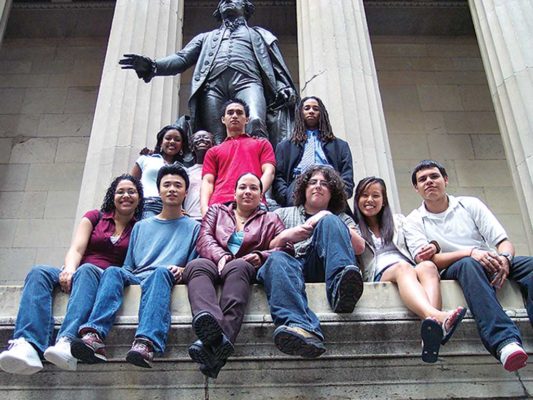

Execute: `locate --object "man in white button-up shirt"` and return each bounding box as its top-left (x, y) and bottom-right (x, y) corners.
top-left (404, 159), bottom-right (533, 372)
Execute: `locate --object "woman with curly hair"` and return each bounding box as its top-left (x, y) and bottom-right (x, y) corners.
top-left (273, 96), bottom-right (354, 207)
top-left (0, 175), bottom-right (143, 375)
top-left (131, 124), bottom-right (189, 218)
top-left (354, 176), bottom-right (465, 363)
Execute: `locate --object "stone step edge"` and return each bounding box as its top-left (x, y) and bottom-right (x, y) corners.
top-left (0, 280), bottom-right (526, 322)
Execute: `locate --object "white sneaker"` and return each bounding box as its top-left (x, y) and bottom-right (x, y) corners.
top-left (500, 342), bottom-right (528, 372)
top-left (44, 337), bottom-right (77, 371)
top-left (0, 338), bottom-right (43, 375)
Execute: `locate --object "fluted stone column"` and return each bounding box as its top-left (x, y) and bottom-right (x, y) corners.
top-left (0, 0), bottom-right (12, 45)
top-left (76, 0), bottom-right (183, 219)
top-left (296, 0), bottom-right (399, 210)
top-left (469, 0), bottom-right (533, 249)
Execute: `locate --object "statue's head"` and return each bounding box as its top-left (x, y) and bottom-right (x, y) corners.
top-left (213, 0), bottom-right (255, 21)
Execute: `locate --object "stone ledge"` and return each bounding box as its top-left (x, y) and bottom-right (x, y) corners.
top-left (0, 280), bottom-right (528, 323)
top-left (0, 282), bottom-right (531, 399)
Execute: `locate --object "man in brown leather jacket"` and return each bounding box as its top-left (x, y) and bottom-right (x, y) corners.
top-left (120, 0), bottom-right (297, 144)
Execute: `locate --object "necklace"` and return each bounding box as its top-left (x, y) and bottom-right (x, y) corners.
top-left (235, 210), bottom-right (250, 225)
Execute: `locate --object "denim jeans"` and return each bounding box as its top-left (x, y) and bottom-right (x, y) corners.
top-left (13, 263), bottom-right (103, 353)
top-left (79, 266), bottom-right (175, 353)
top-left (257, 215), bottom-right (358, 339)
top-left (142, 197), bottom-right (162, 219)
top-left (441, 255), bottom-right (533, 357)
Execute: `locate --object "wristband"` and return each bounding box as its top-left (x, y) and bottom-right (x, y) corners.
top-left (429, 240), bottom-right (441, 254)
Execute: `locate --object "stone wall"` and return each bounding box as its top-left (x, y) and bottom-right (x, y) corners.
top-left (372, 35), bottom-right (530, 255)
top-left (0, 15), bottom-right (530, 283)
top-left (0, 36), bottom-right (107, 282)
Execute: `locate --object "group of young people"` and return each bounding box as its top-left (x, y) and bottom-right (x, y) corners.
top-left (0, 97), bottom-right (531, 381)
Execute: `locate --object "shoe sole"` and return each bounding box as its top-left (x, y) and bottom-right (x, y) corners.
top-left (70, 340), bottom-right (107, 364)
top-left (441, 307), bottom-right (467, 345)
top-left (43, 349), bottom-right (77, 371)
top-left (0, 354), bottom-right (43, 375)
top-left (333, 267), bottom-right (364, 313)
top-left (274, 330), bottom-right (326, 359)
top-left (199, 363), bottom-right (223, 379)
top-left (126, 350), bottom-right (152, 369)
top-left (421, 319), bottom-right (443, 363)
top-left (504, 351), bottom-right (528, 372)
top-left (193, 313), bottom-right (223, 345)
top-left (188, 343), bottom-right (216, 368)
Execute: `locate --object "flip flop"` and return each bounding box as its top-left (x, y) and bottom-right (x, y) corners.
top-left (421, 318), bottom-right (443, 363)
top-left (441, 306), bottom-right (467, 345)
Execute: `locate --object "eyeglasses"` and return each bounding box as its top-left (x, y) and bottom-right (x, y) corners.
top-left (115, 189), bottom-right (138, 196)
top-left (308, 179), bottom-right (329, 188)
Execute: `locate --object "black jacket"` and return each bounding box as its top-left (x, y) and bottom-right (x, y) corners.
top-left (273, 137), bottom-right (354, 206)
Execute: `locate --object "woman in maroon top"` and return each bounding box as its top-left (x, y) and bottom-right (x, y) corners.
top-left (183, 172), bottom-right (293, 379)
top-left (0, 174), bottom-right (143, 376)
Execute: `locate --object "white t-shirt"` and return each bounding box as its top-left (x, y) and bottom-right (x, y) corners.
top-left (183, 163), bottom-right (202, 221)
top-left (136, 154), bottom-right (166, 197)
top-left (404, 195), bottom-right (508, 259)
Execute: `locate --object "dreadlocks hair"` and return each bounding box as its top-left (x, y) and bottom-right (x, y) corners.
top-left (354, 177), bottom-right (394, 246)
top-left (100, 174), bottom-right (144, 220)
top-left (291, 96), bottom-right (336, 145)
top-left (292, 165), bottom-right (347, 214)
top-left (153, 124), bottom-right (189, 163)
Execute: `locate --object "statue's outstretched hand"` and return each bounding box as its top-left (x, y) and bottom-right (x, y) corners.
top-left (119, 53), bottom-right (155, 83)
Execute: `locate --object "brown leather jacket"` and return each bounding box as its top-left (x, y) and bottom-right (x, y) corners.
top-left (197, 203), bottom-right (294, 265)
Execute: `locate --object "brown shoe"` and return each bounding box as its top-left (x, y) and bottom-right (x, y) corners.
top-left (126, 338), bottom-right (154, 368)
top-left (273, 325), bottom-right (326, 358)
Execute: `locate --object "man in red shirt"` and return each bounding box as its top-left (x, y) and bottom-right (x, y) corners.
top-left (200, 99), bottom-right (276, 215)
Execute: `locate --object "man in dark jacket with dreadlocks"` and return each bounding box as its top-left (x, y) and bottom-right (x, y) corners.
top-left (273, 96), bottom-right (355, 207)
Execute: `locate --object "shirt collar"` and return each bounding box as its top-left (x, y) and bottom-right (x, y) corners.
top-left (224, 133), bottom-right (250, 142)
top-left (418, 194), bottom-right (458, 218)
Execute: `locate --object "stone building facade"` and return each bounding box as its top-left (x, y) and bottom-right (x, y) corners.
top-left (0, 0), bottom-right (531, 283)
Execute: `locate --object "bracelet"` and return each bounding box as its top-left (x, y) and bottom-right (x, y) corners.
top-left (469, 247), bottom-right (476, 256)
top-left (429, 240), bottom-right (441, 254)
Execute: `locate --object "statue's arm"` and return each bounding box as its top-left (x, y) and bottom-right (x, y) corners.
top-left (155, 33), bottom-right (205, 76)
top-left (268, 40), bottom-right (298, 106)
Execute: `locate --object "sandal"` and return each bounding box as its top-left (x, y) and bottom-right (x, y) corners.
top-left (421, 317), bottom-right (443, 363)
top-left (441, 306), bottom-right (467, 345)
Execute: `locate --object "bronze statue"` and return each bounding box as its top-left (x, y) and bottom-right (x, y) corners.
top-left (120, 0), bottom-right (298, 145)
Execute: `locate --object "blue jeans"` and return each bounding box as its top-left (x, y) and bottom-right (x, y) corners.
top-left (142, 197), bottom-right (162, 219)
top-left (441, 255), bottom-right (533, 357)
top-left (13, 263), bottom-right (103, 353)
top-left (79, 266), bottom-right (175, 353)
top-left (257, 215), bottom-right (358, 339)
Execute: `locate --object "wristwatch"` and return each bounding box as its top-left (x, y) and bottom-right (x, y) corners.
top-left (498, 251), bottom-right (513, 264)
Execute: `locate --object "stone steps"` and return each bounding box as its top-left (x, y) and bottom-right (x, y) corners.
top-left (0, 281), bottom-right (531, 399)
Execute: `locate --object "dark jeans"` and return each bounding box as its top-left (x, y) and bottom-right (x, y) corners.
top-left (183, 258), bottom-right (256, 344)
top-left (441, 255), bottom-right (533, 357)
top-left (257, 215), bottom-right (358, 339)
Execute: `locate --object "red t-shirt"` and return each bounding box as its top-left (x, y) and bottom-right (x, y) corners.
top-left (202, 134), bottom-right (276, 205)
top-left (80, 210), bottom-right (136, 269)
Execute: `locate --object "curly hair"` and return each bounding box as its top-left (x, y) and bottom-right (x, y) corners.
top-left (213, 0), bottom-right (255, 21)
top-left (292, 165), bottom-right (347, 214)
top-left (354, 177), bottom-right (394, 246)
top-left (291, 96), bottom-right (336, 145)
top-left (153, 125), bottom-right (189, 163)
top-left (100, 174), bottom-right (144, 220)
